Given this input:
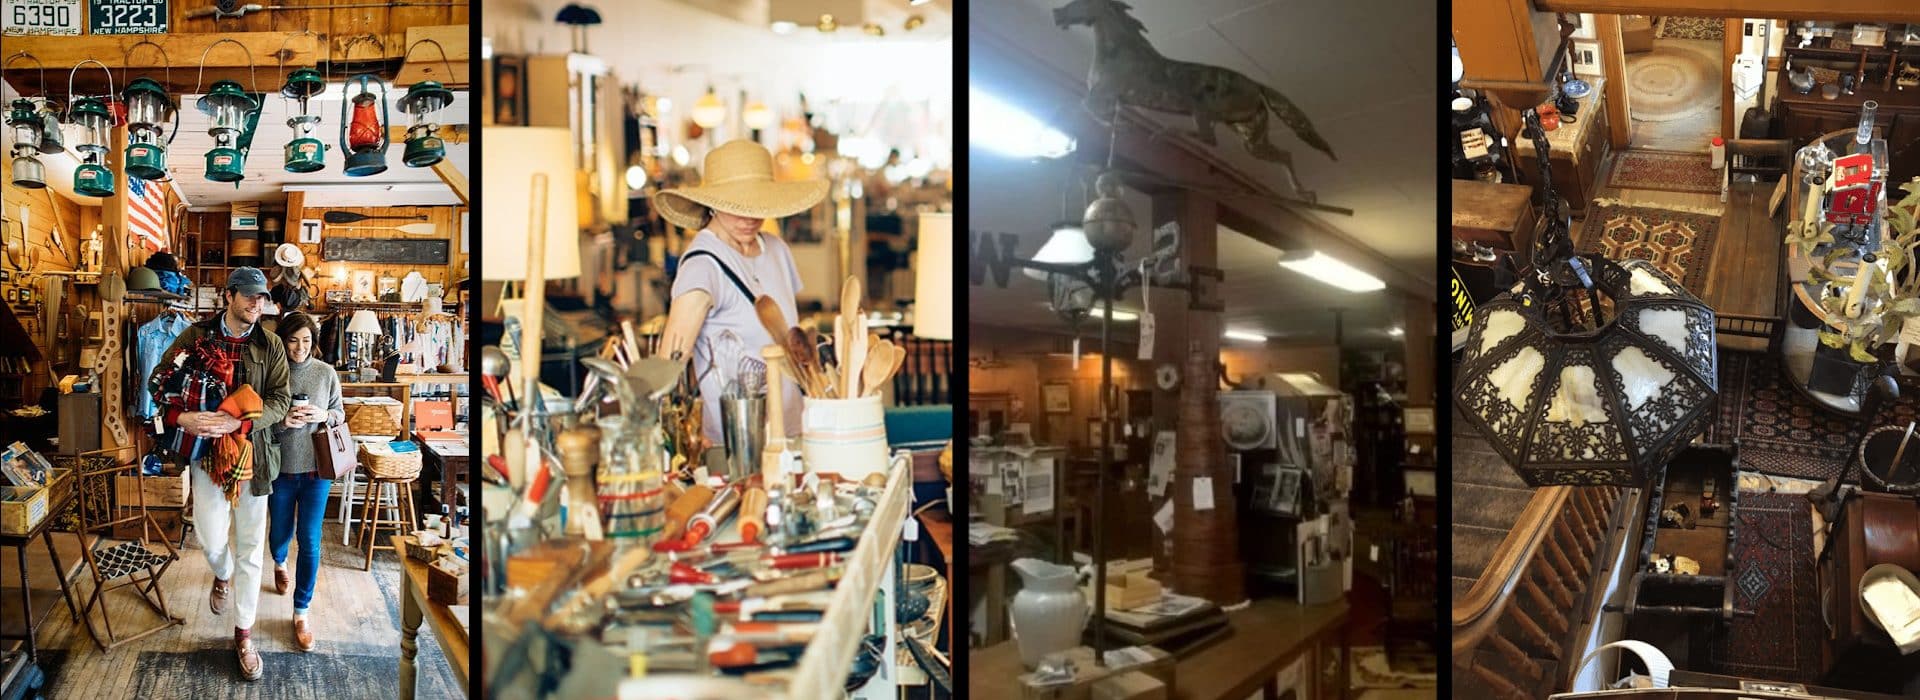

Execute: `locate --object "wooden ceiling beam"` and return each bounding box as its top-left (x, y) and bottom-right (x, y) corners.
top-left (1535, 0), bottom-right (1920, 23)
top-left (2, 26), bottom-right (469, 97)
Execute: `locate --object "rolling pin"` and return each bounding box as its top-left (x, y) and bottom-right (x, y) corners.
top-left (761, 345), bottom-right (789, 487)
top-left (663, 484), bottom-right (716, 541)
top-left (682, 485), bottom-right (744, 545)
top-left (738, 487), bottom-right (769, 543)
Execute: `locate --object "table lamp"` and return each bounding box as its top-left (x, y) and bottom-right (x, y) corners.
top-left (913, 211), bottom-right (952, 340)
top-left (346, 309), bottom-right (384, 380)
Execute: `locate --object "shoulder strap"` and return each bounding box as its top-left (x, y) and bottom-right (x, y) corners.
top-left (681, 249), bottom-right (756, 300)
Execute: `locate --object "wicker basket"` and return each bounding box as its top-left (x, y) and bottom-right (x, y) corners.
top-left (345, 400), bottom-right (404, 437)
top-left (359, 443), bottom-right (423, 481)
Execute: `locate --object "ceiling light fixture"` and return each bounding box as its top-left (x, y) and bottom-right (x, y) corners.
top-left (904, 15), bottom-right (925, 31)
top-left (742, 100), bottom-right (775, 130)
top-left (1389, 326), bottom-right (1405, 337)
top-left (692, 87), bottom-right (726, 129)
top-left (1024, 222), bottom-right (1095, 277)
top-left (817, 14), bottom-right (839, 32)
top-left (971, 86), bottom-right (1074, 159)
top-left (1224, 329), bottom-right (1268, 343)
top-left (1278, 251), bottom-right (1386, 292)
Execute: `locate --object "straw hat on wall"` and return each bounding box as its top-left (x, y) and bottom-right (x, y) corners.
top-left (655, 139), bottom-right (828, 230)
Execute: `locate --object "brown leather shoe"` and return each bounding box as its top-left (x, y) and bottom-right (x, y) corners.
top-left (274, 565), bottom-right (289, 595)
top-left (293, 617), bottom-right (315, 652)
top-left (236, 629), bottom-right (262, 681)
top-left (210, 578), bottom-right (231, 615)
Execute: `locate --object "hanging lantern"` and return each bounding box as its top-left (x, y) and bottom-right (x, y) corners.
top-left (122, 78), bottom-right (179, 180)
top-left (341, 74), bottom-right (390, 177)
top-left (281, 68), bottom-right (326, 173)
top-left (6, 99), bottom-right (48, 189)
top-left (692, 87), bottom-right (726, 129)
top-left (397, 80), bottom-right (453, 167)
top-left (742, 100), bottom-right (774, 131)
top-left (68, 97), bottom-right (115, 197)
top-left (197, 80), bottom-right (261, 183)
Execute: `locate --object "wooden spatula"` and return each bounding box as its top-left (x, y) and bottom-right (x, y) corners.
top-left (329, 222), bottom-right (439, 235)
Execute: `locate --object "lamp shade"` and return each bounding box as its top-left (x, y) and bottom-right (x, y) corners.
top-left (1024, 223), bottom-right (1095, 279)
top-left (914, 211), bottom-right (952, 340)
top-left (347, 309), bottom-right (383, 335)
top-left (1454, 258), bottom-right (1719, 486)
top-left (692, 90), bottom-right (726, 130)
top-left (481, 127), bottom-right (581, 280)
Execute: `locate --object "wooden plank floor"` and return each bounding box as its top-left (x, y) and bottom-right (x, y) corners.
top-left (5, 522), bottom-right (460, 699)
top-left (1576, 155), bottom-right (1780, 352)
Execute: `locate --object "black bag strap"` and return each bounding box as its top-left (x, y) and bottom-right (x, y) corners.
top-left (681, 249), bottom-right (756, 300)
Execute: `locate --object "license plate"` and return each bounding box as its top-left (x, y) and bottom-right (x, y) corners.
top-left (4, 0), bottom-right (82, 35)
top-left (88, 0), bottom-right (166, 34)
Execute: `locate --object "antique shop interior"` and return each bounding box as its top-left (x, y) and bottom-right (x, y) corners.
top-left (1451, 3), bottom-right (1920, 698)
top-left (477, 1), bottom-right (955, 698)
top-left (0, 6), bottom-right (472, 698)
top-left (969, 1), bottom-right (1439, 698)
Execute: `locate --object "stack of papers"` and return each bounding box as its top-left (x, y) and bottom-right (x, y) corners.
top-left (1863, 575), bottom-right (1920, 654)
top-left (968, 522), bottom-right (1019, 546)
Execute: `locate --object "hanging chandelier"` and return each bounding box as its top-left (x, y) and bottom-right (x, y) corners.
top-left (1454, 109), bottom-right (1719, 487)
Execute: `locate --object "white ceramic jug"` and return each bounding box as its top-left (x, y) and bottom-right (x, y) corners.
top-left (1009, 557), bottom-right (1090, 669)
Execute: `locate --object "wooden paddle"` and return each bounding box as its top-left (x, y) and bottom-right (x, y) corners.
top-left (329, 222), bottom-right (439, 235)
top-left (323, 211), bottom-right (431, 224)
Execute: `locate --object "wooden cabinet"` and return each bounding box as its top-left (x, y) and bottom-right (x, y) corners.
top-left (1514, 84), bottom-right (1609, 216)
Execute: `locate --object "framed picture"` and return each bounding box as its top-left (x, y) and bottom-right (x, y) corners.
top-left (1404, 406), bottom-right (1435, 435)
top-left (16, 287), bottom-right (30, 305)
top-left (1042, 383), bottom-right (1071, 413)
top-left (87, 312), bottom-right (103, 341)
top-left (4, 288), bottom-right (16, 303)
top-left (351, 270), bottom-right (376, 301)
top-left (1570, 40), bottom-right (1601, 77)
top-left (492, 56), bottom-right (527, 126)
top-left (1272, 466), bottom-right (1304, 516)
top-left (1087, 418), bottom-right (1104, 447)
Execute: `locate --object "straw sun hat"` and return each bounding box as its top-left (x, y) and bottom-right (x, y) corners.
top-left (656, 140), bottom-right (828, 230)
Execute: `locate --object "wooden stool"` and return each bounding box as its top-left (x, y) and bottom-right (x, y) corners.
top-left (356, 476), bottom-right (417, 571)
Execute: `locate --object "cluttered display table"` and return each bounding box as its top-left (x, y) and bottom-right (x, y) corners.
top-left (395, 534), bottom-right (470, 700)
top-left (972, 597), bottom-right (1350, 699)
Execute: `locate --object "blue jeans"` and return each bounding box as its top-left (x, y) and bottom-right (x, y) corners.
top-left (268, 472), bottom-right (332, 614)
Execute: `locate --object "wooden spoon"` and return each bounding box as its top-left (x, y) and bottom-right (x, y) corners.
top-left (787, 326), bottom-right (825, 396)
top-left (840, 276), bottom-right (862, 398)
top-left (861, 340), bottom-right (896, 398)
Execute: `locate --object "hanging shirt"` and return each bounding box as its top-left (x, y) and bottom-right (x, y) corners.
top-left (132, 312), bottom-right (194, 422)
top-left (670, 229), bottom-right (805, 445)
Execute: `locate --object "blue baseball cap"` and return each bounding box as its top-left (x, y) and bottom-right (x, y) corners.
top-left (226, 267), bottom-right (270, 296)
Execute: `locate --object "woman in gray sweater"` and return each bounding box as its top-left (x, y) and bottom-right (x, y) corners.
top-left (266, 313), bottom-right (343, 652)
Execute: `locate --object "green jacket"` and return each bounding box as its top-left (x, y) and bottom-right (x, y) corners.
top-left (156, 316), bottom-right (292, 497)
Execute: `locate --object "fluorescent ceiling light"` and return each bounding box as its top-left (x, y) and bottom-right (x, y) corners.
top-left (1024, 224), bottom-right (1095, 278)
top-left (1388, 326), bottom-right (1405, 337)
top-left (1278, 252), bottom-right (1386, 292)
top-left (1095, 308), bottom-right (1138, 322)
top-left (970, 86), bottom-right (1074, 159)
top-left (1224, 329), bottom-right (1268, 343)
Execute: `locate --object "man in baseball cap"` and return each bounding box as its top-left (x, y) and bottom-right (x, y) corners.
top-left (148, 266), bottom-right (290, 681)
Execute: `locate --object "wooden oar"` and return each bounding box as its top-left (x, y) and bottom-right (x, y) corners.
top-left (328, 222), bottom-right (439, 235)
top-left (323, 211), bottom-right (431, 224)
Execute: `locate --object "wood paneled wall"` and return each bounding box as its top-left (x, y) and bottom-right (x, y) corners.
top-left (177, 196), bottom-right (467, 311)
top-left (164, 0), bottom-right (468, 35)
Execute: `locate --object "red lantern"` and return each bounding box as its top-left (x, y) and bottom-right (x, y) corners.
top-left (348, 94), bottom-right (381, 150)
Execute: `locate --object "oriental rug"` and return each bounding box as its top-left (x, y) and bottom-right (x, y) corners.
top-left (1575, 200), bottom-right (1721, 293)
top-left (1607, 150), bottom-right (1721, 195)
top-left (1709, 492), bottom-right (1821, 685)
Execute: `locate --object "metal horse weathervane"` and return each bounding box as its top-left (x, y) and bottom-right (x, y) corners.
top-left (1054, 0), bottom-right (1336, 202)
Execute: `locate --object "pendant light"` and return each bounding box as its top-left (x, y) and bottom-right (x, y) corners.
top-left (194, 39), bottom-right (263, 184)
top-left (278, 31), bottom-right (326, 173)
top-left (66, 60), bottom-right (117, 197)
top-left (341, 74), bottom-right (391, 177)
top-left (742, 99), bottom-right (774, 131)
top-left (692, 86), bottom-right (726, 129)
top-left (120, 40), bottom-right (178, 181)
top-left (396, 39), bottom-right (456, 168)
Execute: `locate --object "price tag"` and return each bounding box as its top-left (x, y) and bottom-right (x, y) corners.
top-left (1193, 477), bottom-right (1215, 511)
top-left (5, 0), bottom-right (81, 35)
top-left (89, 0), bottom-right (167, 34)
top-left (1153, 500), bottom-right (1173, 533)
top-left (1137, 311), bottom-right (1155, 360)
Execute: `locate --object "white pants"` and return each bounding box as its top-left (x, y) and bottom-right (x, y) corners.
top-left (192, 464), bottom-right (268, 630)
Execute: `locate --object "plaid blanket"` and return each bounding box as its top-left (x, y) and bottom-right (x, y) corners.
top-left (151, 331), bottom-right (255, 501)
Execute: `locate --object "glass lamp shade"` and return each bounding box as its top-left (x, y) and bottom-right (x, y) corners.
top-left (1023, 223), bottom-right (1095, 279)
top-left (742, 101), bottom-right (775, 130)
top-left (68, 98), bottom-right (115, 197)
top-left (1454, 258), bottom-right (1719, 486)
top-left (340, 75), bottom-right (390, 177)
top-left (692, 90), bottom-right (726, 129)
top-left (913, 212), bottom-right (952, 340)
top-left (123, 78), bottom-right (177, 180)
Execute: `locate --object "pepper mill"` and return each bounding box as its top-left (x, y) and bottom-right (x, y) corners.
top-left (555, 424), bottom-right (602, 539)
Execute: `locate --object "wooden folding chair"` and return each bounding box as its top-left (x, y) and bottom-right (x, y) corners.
top-left (68, 447), bottom-right (184, 650)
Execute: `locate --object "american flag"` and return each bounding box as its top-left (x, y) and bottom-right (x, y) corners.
top-left (127, 177), bottom-right (170, 252)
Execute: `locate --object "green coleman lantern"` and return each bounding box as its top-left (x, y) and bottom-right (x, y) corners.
top-left (7, 99), bottom-right (49, 189)
top-left (197, 80), bottom-right (261, 183)
top-left (122, 77), bottom-right (179, 180)
top-left (341, 74), bottom-right (390, 177)
top-left (282, 68), bottom-right (326, 172)
top-left (68, 98), bottom-right (115, 197)
top-left (397, 80), bottom-right (452, 168)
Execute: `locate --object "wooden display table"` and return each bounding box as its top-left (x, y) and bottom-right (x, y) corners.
top-left (395, 534), bottom-right (469, 700)
top-left (972, 597), bottom-right (1350, 699)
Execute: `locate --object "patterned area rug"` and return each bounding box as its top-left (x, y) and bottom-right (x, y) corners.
top-left (1607, 150), bottom-right (1721, 194)
top-left (1576, 200), bottom-right (1721, 292)
top-left (1704, 352), bottom-right (1861, 481)
top-left (1627, 41), bottom-right (1721, 123)
top-left (1709, 492), bottom-right (1820, 684)
top-left (1658, 16), bottom-right (1726, 40)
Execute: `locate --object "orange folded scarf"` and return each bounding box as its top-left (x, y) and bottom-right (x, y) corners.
top-left (210, 385), bottom-right (263, 502)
